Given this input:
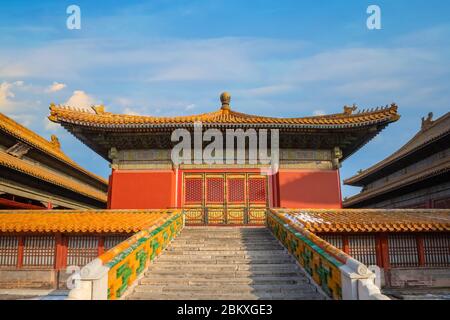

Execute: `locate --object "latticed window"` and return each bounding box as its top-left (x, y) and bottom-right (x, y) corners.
top-left (248, 177), bottom-right (266, 203)
top-left (67, 236), bottom-right (99, 267)
top-left (349, 235), bottom-right (377, 266)
top-left (104, 235), bottom-right (129, 251)
top-left (388, 234), bottom-right (419, 267)
top-left (423, 234), bottom-right (450, 267)
top-left (206, 177), bottom-right (224, 203)
top-left (184, 178), bottom-right (203, 204)
top-left (227, 177), bottom-right (245, 203)
top-left (23, 236), bottom-right (55, 268)
top-left (318, 234), bottom-right (343, 250)
top-left (0, 236), bottom-right (18, 267)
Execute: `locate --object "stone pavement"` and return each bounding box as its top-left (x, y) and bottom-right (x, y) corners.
top-left (0, 289), bottom-right (68, 300)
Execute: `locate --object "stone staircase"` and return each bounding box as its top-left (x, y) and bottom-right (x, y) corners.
top-left (126, 227), bottom-right (325, 300)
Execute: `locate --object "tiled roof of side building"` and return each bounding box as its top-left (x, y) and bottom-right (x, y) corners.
top-left (271, 208), bottom-right (450, 233)
top-left (0, 210), bottom-right (180, 233)
top-left (345, 112), bottom-right (450, 186)
top-left (0, 113), bottom-right (108, 186)
top-left (0, 151), bottom-right (107, 203)
top-left (343, 158), bottom-right (450, 207)
top-left (48, 102), bottom-right (400, 129)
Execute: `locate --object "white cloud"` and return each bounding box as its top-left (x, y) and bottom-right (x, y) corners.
top-left (123, 107), bottom-right (141, 115)
top-left (65, 90), bottom-right (96, 108)
top-left (313, 110), bottom-right (325, 116)
top-left (239, 85), bottom-right (294, 97)
top-left (44, 118), bottom-right (60, 131)
top-left (185, 104), bottom-right (195, 111)
top-left (46, 82), bottom-right (66, 93)
top-left (0, 81), bottom-right (25, 112)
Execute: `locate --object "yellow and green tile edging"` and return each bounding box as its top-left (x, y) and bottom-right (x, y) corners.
top-left (67, 210), bottom-right (184, 300)
top-left (267, 209), bottom-right (389, 300)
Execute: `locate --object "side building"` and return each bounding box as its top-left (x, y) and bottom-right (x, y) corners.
top-left (344, 112), bottom-right (450, 209)
top-left (0, 113), bottom-right (108, 209)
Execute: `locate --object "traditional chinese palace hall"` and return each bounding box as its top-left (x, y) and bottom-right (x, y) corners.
top-left (49, 93), bottom-right (400, 224)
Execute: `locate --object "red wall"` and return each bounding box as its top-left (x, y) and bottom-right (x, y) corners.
top-left (276, 169), bottom-right (342, 209)
top-left (108, 170), bottom-right (175, 209)
top-left (108, 168), bottom-right (342, 210)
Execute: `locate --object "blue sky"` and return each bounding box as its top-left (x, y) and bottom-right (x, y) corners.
top-left (1, 0), bottom-right (449, 198)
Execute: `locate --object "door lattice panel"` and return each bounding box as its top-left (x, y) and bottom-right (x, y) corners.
top-left (183, 173), bottom-right (268, 225)
top-left (206, 177), bottom-right (224, 203)
top-left (184, 178), bottom-right (203, 204)
top-left (248, 177), bottom-right (267, 203)
top-left (227, 177), bottom-right (245, 203)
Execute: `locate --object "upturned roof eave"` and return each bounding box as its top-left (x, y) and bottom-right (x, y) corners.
top-left (345, 125), bottom-right (449, 186)
top-left (0, 113), bottom-right (108, 187)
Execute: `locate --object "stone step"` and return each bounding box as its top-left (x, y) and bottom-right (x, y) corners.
top-left (125, 227), bottom-right (324, 300)
top-left (155, 257), bottom-right (294, 264)
top-left (139, 276), bottom-right (309, 285)
top-left (171, 240), bottom-right (277, 244)
top-left (133, 284), bottom-right (316, 294)
top-left (145, 270), bottom-right (302, 278)
top-left (146, 263), bottom-right (301, 272)
top-left (164, 249), bottom-right (285, 256)
top-left (169, 245), bottom-right (282, 250)
top-left (127, 292), bottom-right (324, 300)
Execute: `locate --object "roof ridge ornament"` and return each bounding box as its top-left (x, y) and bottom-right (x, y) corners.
top-left (343, 104), bottom-right (357, 115)
top-left (220, 92), bottom-right (231, 114)
top-left (421, 112), bottom-right (434, 131)
top-left (50, 134), bottom-right (61, 149)
top-left (92, 105), bottom-right (106, 115)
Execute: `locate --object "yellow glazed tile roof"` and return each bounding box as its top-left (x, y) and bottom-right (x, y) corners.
top-left (48, 103), bottom-right (400, 128)
top-left (0, 113), bottom-right (107, 185)
top-left (344, 159), bottom-right (450, 207)
top-left (0, 151), bottom-right (107, 203)
top-left (345, 112), bottom-right (450, 186)
top-left (271, 208), bottom-right (450, 233)
top-left (0, 210), bottom-right (179, 233)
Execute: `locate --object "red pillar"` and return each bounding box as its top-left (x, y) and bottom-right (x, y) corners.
top-left (55, 233), bottom-right (65, 270)
top-left (375, 235), bottom-right (383, 267)
top-left (417, 234), bottom-right (425, 267)
top-left (379, 233), bottom-right (390, 269)
top-left (17, 236), bottom-right (24, 268)
top-left (380, 233), bottom-right (391, 287)
top-left (98, 236), bottom-right (105, 256)
top-left (342, 235), bottom-right (350, 254)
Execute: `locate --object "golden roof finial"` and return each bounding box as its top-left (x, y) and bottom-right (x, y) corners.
top-left (220, 92), bottom-right (231, 113)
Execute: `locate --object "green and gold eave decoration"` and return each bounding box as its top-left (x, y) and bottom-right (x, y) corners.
top-left (267, 210), bottom-right (345, 300)
top-left (100, 211), bottom-right (184, 300)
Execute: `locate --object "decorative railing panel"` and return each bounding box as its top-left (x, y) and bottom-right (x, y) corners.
top-left (268, 209), bottom-right (389, 300)
top-left (267, 212), bottom-right (343, 299)
top-left (68, 211), bottom-right (183, 300)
